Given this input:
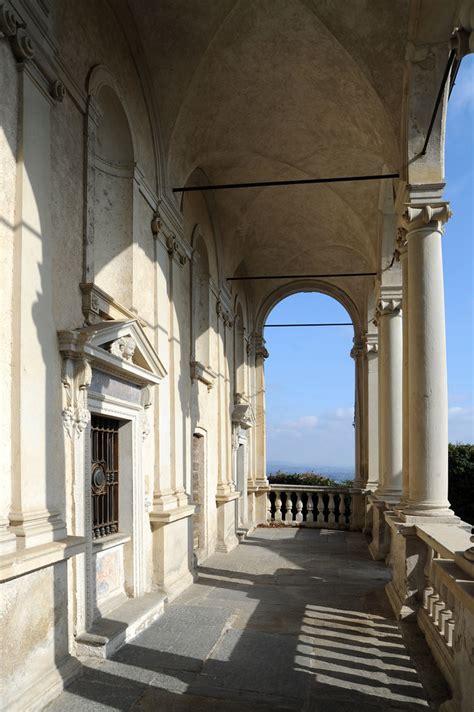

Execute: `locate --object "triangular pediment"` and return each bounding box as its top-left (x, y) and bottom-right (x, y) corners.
top-left (58, 320), bottom-right (167, 386)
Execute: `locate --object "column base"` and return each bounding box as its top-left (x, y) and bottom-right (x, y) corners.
top-left (398, 505), bottom-right (458, 523)
top-left (384, 513), bottom-right (428, 620)
top-left (150, 505), bottom-right (195, 597)
top-left (216, 492), bottom-right (239, 553)
top-left (368, 498), bottom-right (389, 560)
top-left (9, 509), bottom-right (67, 548)
top-left (0, 520), bottom-right (16, 554)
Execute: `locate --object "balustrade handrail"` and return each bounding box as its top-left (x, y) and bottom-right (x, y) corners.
top-left (268, 483), bottom-right (362, 493)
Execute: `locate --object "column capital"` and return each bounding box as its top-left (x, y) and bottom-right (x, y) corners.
top-left (254, 333), bottom-right (269, 359)
top-left (350, 342), bottom-right (364, 360)
top-left (376, 295), bottom-right (402, 317)
top-left (402, 202), bottom-right (452, 233)
top-left (362, 332), bottom-right (378, 356)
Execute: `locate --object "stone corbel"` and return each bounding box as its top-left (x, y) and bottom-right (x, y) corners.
top-left (190, 360), bottom-right (217, 390)
top-left (232, 393), bottom-right (254, 429)
top-left (395, 227), bottom-right (408, 258)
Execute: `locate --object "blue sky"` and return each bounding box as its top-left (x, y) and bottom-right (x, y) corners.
top-left (265, 56), bottom-right (474, 470)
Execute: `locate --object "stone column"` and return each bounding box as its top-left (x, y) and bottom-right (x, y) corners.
top-left (351, 342), bottom-right (365, 488)
top-left (369, 290), bottom-right (402, 560)
top-left (377, 293), bottom-right (403, 505)
top-left (402, 203), bottom-right (454, 519)
top-left (364, 332), bottom-right (379, 491)
top-left (397, 229), bottom-right (410, 506)
top-left (254, 334), bottom-right (269, 489)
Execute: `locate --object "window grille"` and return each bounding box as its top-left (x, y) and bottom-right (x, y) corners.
top-left (91, 415), bottom-right (119, 539)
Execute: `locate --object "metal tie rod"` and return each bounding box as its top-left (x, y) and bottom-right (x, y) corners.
top-left (227, 272), bottom-right (376, 281)
top-left (173, 172), bottom-right (399, 193)
top-left (265, 323), bottom-right (352, 327)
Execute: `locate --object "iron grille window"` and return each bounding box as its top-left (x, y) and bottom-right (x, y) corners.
top-left (91, 415), bottom-right (119, 539)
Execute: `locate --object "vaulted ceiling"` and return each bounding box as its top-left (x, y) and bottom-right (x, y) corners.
top-left (128, 0), bottom-right (457, 318)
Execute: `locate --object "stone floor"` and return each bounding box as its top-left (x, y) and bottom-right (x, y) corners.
top-left (46, 528), bottom-right (449, 711)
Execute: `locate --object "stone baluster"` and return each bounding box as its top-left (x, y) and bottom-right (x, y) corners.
top-left (295, 493), bottom-right (303, 523)
top-left (267, 492), bottom-right (272, 523)
top-left (285, 492), bottom-right (293, 525)
top-left (340, 495), bottom-right (348, 528)
top-left (274, 491), bottom-right (282, 523)
top-left (328, 494), bottom-right (336, 526)
top-left (317, 494), bottom-right (325, 525)
top-left (306, 493), bottom-right (314, 524)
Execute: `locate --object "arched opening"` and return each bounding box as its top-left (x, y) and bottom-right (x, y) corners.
top-left (94, 84), bottom-right (134, 306)
top-left (264, 292), bottom-right (356, 482)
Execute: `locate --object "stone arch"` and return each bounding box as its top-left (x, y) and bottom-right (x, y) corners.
top-left (255, 280), bottom-right (362, 342)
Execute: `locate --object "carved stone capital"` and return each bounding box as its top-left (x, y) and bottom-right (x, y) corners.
top-left (402, 202), bottom-right (452, 233)
top-left (450, 27), bottom-right (474, 60)
top-left (350, 343), bottom-right (364, 360)
top-left (376, 295), bottom-right (402, 317)
top-left (362, 333), bottom-right (378, 356)
top-left (254, 334), bottom-right (269, 360)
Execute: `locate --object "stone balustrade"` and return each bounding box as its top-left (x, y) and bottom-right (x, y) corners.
top-left (266, 484), bottom-right (363, 529)
top-left (414, 526), bottom-right (474, 712)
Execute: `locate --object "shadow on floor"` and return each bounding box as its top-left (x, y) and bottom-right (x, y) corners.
top-left (45, 529), bottom-right (450, 711)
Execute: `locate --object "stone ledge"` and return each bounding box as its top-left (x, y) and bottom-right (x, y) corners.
top-left (75, 591), bottom-right (166, 659)
top-left (149, 504), bottom-right (195, 525)
top-left (92, 533), bottom-right (131, 553)
top-left (416, 522), bottom-right (472, 560)
top-left (216, 491), bottom-right (240, 504)
top-left (0, 535), bottom-right (86, 582)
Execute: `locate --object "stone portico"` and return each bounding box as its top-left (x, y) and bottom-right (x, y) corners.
top-left (1, 1), bottom-right (473, 711)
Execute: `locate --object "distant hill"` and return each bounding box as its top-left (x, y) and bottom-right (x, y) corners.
top-left (267, 461), bottom-right (354, 482)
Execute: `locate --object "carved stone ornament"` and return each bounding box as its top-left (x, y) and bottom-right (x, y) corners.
top-left (0, 3), bottom-right (35, 61)
top-left (50, 80), bottom-right (65, 102)
top-left (150, 211), bottom-right (162, 236)
top-left (109, 336), bottom-right (137, 362)
top-left (396, 227), bottom-right (408, 256)
top-left (166, 233), bottom-right (188, 265)
top-left (464, 528), bottom-right (474, 562)
top-left (232, 393), bottom-right (255, 429)
top-left (61, 357), bottom-right (92, 439)
top-left (141, 386), bottom-right (153, 441)
top-left (254, 334), bottom-right (269, 360)
top-left (350, 344), bottom-right (364, 360)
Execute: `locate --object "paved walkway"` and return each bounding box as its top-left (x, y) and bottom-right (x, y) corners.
top-left (47, 529), bottom-right (448, 711)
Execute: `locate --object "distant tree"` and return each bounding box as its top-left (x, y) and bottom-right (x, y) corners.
top-left (267, 471), bottom-right (354, 487)
top-left (448, 443), bottom-right (474, 525)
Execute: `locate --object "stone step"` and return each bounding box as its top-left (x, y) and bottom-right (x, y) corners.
top-left (75, 591), bottom-right (166, 660)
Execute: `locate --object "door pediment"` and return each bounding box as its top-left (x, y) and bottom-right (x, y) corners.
top-left (58, 320), bottom-right (167, 386)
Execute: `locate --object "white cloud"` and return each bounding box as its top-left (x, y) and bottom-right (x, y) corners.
top-left (448, 405), bottom-right (474, 442)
